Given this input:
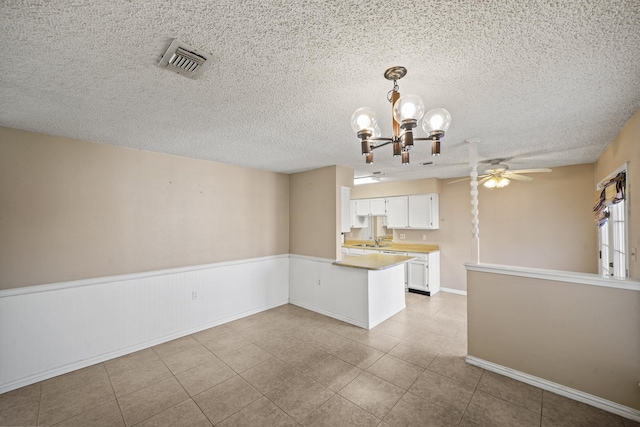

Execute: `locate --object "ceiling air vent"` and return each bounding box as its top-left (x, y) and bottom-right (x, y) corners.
top-left (158, 39), bottom-right (211, 79)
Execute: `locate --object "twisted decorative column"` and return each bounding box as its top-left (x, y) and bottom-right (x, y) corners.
top-left (468, 139), bottom-right (480, 263)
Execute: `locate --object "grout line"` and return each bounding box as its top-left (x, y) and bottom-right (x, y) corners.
top-left (104, 362), bottom-right (127, 427)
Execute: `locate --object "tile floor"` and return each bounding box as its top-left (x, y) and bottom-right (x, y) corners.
top-left (1, 292), bottom-right (638, 426)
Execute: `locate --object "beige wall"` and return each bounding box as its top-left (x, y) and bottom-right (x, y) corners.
top-left (289, 165), bottom-right (346, 260)
top-left (0, 127), bottom-right (290, 289)
top-left (467, 270), bottom-right (640, 411)
top-left (595, 109), bottom-right (640, 279)
top-left (347, 165), bottom-right (597, 292)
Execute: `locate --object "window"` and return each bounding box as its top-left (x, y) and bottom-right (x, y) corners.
top-left (596, 166), bottom-right (628, 279)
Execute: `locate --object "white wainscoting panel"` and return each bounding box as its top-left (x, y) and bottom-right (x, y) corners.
top-left (0, 255), bottom-right (289, 393)
top-left (289, 255), bottom-right (369, 328)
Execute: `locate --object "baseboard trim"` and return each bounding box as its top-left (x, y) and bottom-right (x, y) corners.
top-left (465, 355), bottom-right (640, 422)
top-left (440, 287), bottom-right (467, 296)
top-left (0, 299), bottom-right (288, 394)
top-left (289, 299), bottom-right (368, 329)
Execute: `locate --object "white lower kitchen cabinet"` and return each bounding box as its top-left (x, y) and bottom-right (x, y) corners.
top-left (407, 251), bottom-right (440, 295)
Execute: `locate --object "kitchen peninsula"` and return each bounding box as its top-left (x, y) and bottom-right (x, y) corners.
top-left (332, 253), bottom-right (414, 329)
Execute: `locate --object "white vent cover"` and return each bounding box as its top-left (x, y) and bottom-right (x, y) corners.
top-left (158, 39), bottom-right (211, 79)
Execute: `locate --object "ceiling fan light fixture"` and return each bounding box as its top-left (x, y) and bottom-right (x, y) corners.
top-left (351, 67), bottom-right (451, 165)
top-left (484, 177), bottom-right (498, 188)
top-left (497, 177), bottom-right (510, 187)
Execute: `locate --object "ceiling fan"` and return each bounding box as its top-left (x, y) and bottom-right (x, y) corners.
top-left (449, 159), bottom-right (552, 188)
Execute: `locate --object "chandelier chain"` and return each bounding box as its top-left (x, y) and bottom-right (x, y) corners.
top-left (386, 80), bottom-right (400, 103)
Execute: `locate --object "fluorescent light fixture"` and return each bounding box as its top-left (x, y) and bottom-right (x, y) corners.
top-left (354, 176), bottom-right (381, 186)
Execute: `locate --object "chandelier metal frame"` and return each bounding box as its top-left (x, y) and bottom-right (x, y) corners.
top-left (351, 66), bottom-right (451, 165)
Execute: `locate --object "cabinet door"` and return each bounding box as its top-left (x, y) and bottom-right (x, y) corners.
top-left (355, 199), bottom-right (371, 216)
top-left (408, 260), bottom-right (427, 291)
top-left (386, 196), bottom-right (408, 228)
top-left (408, 194), bottom-right (439, 229)
top-left (370, 198), bottom-right (386, 215)
top-left (427, 251), bottom-right (440, 294)
top-left (341, 187), bottom-right (351, 233)
top-left (350, 200), bottom-right (367, 228)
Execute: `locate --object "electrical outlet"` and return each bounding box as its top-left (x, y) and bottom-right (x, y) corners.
top-left (421, 234), bottom-right (427, 240)
top-left (399, 233), bottom-right (406, 239)
top-left (191, 291), bottom-right (197, 300)
top-left (349, 232), bottom-right (353, 237)
top-left (317, 279), bottom-right (321, 286)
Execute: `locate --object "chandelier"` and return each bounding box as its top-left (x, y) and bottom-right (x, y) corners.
top-left (350, 66), bottom-right (451, 165)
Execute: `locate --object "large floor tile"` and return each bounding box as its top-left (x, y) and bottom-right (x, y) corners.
top-left (192, 325), bottom-right (234, 345)
top-left (542, 391), bottom-right (625, 427)
top-left (51, 400), bottom-right (124, 427)
top-left (117, 376), bottom-right (188, 426)
top-left (464, 389), bottom-right (541, 427)
top-left (217, 396), bottom-right (297, 427)
top-left (355, 330), bottom-right (401, 353)
top-left (39, 372), bottom-right (115, 426)
top-left (333, 341), bottom-right (384, 369)
top-left (242, 329), bottom-right (303, 355)
top-left (136, 399), bottom-right (211, 427)
top-left (383, 391), bottom-right (462, 427)
top-left (153, 336), bottom-right (202, 359)
top-left (41, 364), bottom-right (109, 398)
top-left (366, 354), bottom-right (423, 390)
top-left (241, 357), bottom-right (298, 393)
top-left (175, 358), bottom-right (236, 396)
top-left (301, 394), bottom-right (380, 426)
top-left (476, 370), bottom-right (542, 413)
top-left (304, 355), bottom-right (362, 392)
top-left (266, 374), bottom-right (334, 422)
top-left (329, 322), bottom-right (369, 341)
top-left (0, 383), bottom-right (41, 427)
top-left (387, 340), bottom-right (438, 368)
top-left (426, 354), bottom-right (483, 388)
top-left (408, 370), bottom-right (474, 414)
top-left (199, 332), bottom-right (251, 356)
top-left (217, 343), bottom-right (272, 373)
top-left (108, 358), bottom-right (172, 398)
top-left (104, 348), bottom-right (160, 376)
top-left (304, 328), bottom-right (353, 354)
top-left (339, 372), bottom-right (404, 419)
top-left (160, 344), bottom-right (217, 375)
top-left (192, 375), bottom-right (261, 425)
top-left (275, 342), bottom-right (331, 370)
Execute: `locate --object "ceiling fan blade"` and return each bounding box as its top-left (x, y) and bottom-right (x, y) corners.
top-left (448, 177), bottom-right (471, 184)
top-left (509, 168), bottom-right (552, 174)
top-left (478, 176), bottom-right (493, 185)
top-left (448, 174), bottom-right (489, 184)
top-left (507, 173), bottom-right (534, 181)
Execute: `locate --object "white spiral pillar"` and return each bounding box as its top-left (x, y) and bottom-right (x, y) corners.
top-left (468, 139), bottom-right (480, 263)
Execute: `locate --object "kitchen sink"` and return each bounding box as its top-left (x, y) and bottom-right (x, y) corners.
top-left (354, 243), bottom-right (389, 248)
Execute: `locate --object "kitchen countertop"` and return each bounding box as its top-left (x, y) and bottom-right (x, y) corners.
top-left (343, 240), bottom-right (440, 254)
top-left (333, 254), bottom-right (415, 271)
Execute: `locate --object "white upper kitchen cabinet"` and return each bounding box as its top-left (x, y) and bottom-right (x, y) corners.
top-left (350, 200), bottom-right (367, 228)
top-left (354, 199), bottom-right (371, 216)
top-left (341, 186), bottom-right (351, 233)
top-left (408, 194), bottom-right (439, 229)
top-left (386, 196), bottom-right (408, 228)
top-left (369, 198), bottom-right (386, 216)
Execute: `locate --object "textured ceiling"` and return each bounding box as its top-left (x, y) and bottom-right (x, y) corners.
top-left (1, 1), bottom-right (639, 182)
